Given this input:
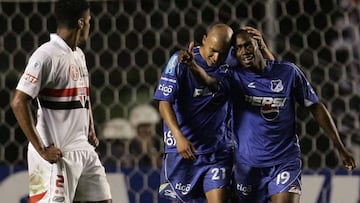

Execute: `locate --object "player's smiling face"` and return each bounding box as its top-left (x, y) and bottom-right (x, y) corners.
top-left (234, 33), bottom-right (259, 69)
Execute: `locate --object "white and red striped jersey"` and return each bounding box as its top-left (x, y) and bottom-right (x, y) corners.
top-left (16, 34), bottom-right (94, 152)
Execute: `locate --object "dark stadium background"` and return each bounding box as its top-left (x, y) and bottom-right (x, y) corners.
top-left (0, 0), bottom-right (359, 202)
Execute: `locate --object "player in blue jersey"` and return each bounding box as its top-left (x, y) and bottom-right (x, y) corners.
top-left (154, 23), bottom-right (234, 203)
top-left (179, 26), bottom-right (356, 203)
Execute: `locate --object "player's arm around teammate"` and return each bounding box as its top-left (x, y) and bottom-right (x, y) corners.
top-left (178, 26), bottom-right (275, 86)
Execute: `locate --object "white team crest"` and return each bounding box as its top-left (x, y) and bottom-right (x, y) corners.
top-left (270, 80), bottom-right (283, 92)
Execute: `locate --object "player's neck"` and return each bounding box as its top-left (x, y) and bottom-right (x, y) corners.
top-left (250, 58), bottom-right (266, 73)
top-left (57, 28), bottom-right (79, 51)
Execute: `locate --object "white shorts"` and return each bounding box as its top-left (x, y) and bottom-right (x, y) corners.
top-left (28, 145), bottom-right (112, 202)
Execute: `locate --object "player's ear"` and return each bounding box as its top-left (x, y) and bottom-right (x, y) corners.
top-left (202, 34), bottom-right (207, 45)
top-left (78, 18), bottom-right (84, 28)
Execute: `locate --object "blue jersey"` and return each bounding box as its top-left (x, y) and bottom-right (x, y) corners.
top-left (154, 46), bottom-right (231, 154)
top-left (230, 60), bottom-right (319, 167)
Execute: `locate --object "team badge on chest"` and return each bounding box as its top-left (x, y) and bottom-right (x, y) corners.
top-left (271, 80), bottom-right (283, 93)
top-left (70, 64), bottom-right (79, 81)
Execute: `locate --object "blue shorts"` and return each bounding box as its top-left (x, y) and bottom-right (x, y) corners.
top-left (233, 158), bottom-right (302, 203)
top-left (159, 149), bottom-right (233, 203)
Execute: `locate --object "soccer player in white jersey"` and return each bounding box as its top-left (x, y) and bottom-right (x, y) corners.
top-left (10, 0), bottom-right (112, 202)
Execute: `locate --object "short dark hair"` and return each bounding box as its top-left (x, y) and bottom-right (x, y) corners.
top-left (231, 29), bottom-right (250, 46)
top-left (55, 0), bottom-right (90, 28)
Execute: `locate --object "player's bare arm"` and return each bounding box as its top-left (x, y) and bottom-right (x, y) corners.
top-left (308, 102), bottom-right (356, 170)
top-left (88, 124), bottom-right (99, 147)
top-left (159, 101), bottom-right (196, 160)
top-left (178, 41), bottom-right (218, 89)
top-left (88, 102), bottom-right (99, 147)
top-left (242, 26), bottom-right (275, 60)
top-left (11, 90), bottom-right (62, 164)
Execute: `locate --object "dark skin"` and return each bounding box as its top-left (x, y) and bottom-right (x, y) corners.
top-left (11, 8), bottom-right (110, 203)
top-left (11, 92), bottom-right (63, 164)
top-left (180, 26), bottom-right (356, 203)
top-left (270, 103), bottom-right (355, 203)
top-left (234, 30), bottom-right (355, 171)
top-left (11, 9), bottom-right (97, 165)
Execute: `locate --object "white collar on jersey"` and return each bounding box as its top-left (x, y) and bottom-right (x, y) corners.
top-left (50, 33), bottom-right (76, 53)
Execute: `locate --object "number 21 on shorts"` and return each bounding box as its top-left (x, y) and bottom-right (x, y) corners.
top-left (211, 167), bottom-right (226, 180)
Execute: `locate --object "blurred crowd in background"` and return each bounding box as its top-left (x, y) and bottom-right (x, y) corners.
top-left (98, 103), bottom-right (163, 169)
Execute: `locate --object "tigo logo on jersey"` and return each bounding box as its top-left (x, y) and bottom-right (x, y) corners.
top-left (165, 55), bottom-right (177, 76)
top-left (164, 130), bottom-right (176, 146)
top-left (158, 84), bottom-right (173, 96)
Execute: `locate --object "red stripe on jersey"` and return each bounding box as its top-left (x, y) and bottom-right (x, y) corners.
top-left (40, 87), bottom-right (89, 97)
top-left (30, 191), bottom-right (47, 203)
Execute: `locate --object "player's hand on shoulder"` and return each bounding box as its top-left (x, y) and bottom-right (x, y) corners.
top-left (178, 41), bottom-right (195, 66)
top-left (40, 144), bottom-right (63, 164)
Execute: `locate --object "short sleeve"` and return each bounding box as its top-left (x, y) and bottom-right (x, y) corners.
top-left (153, 53), bottom-right (183, 103)
top-left (16, 50), bottom-right (52, 98)
top-left (293, 65), bottom-right (319, 107)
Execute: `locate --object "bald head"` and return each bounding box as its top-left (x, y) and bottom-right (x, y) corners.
top-left (207, 23), bottom-right (233, 43)
top-left (200, 23), bottom-right (233, 67)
